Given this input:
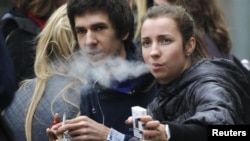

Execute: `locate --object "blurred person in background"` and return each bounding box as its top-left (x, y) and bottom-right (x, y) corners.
top-left (1, 4), bottom-right (85, 141)
top-left (129, 0), bottom-right (153, 60)
top-left (0, 0), bottom-right (68, 90)
top-left (129, 0), bottom-right (153, 43)
top-left (0, 28), bottom-right (15, 141)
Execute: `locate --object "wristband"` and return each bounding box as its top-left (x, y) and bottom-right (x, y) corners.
top-left (165, 124), bottom-right (171, 140)
top-left (107, 128), bottom-right (125, 141)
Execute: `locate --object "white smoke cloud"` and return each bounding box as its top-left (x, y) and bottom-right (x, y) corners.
top-left (66, 48), bottom-right (150, 88)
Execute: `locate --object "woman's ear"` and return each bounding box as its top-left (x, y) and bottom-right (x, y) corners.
top-left (122, 32), bottom-right (129, 41)
top-left (185, 37), bottom-right (196, 56)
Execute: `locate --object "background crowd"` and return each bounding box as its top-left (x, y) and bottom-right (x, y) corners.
top-left (0, 0), bottom-right (249, 61)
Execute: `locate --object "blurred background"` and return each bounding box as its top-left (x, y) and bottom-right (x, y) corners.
top-left (0, 0), bottom-right (11, 19)
top-left (218, 0), bottom-right (250, 61)
top-left (0, 0), bottom-right (249, 60)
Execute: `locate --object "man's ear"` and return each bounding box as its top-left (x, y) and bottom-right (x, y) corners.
top-left (185, 37), bottom-right (196, 56)
top-left (122, 32), bottom-right (129, 41)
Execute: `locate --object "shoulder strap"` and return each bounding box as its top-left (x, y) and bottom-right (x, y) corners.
top-left (10, 16), bottom-right (40, 34)
top-left (0, 13), bottom-right (40, 39)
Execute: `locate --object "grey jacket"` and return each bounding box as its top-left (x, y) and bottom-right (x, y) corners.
top-left (1, 74), bottom-right (82, 141)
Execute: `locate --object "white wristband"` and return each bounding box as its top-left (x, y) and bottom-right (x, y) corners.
top-left (165, 124), bottom-right (171, 140)
top-left (106, 128), bottom-right (125, 141)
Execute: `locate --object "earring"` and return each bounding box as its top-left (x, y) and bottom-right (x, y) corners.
top-left (186, 53), bottom-right (190, 56)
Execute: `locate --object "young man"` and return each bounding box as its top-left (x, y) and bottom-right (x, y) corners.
top-left (47, 0), bottom-right (156, 141)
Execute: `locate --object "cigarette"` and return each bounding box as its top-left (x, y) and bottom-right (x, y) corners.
top-left (57, 112), bottom-right (67, 141)
top-left (62, 112), bottom-right (66, 126)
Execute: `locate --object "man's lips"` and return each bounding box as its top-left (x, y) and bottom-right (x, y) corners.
top-left (88, 50), bottom-right (102, 55)
top-left (87, 51), bottom-right (103, 61)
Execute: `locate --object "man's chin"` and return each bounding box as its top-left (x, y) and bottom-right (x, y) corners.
top-left (89, 59), bottom-right (105, 66)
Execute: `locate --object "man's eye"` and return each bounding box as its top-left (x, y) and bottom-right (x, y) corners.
top-left (76, 28), bottom-right (86, 34)
top-left (95, 26), bottom-right (105, 31)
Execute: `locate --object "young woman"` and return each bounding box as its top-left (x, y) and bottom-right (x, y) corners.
top-left (153, 0), bottom-right (232, 60)
top-left (2, 4), bottom-right (84, 141)
top-left (126, 5), bottom-right (248, 141)
top-left (152, 0), bottom-right (250, 108)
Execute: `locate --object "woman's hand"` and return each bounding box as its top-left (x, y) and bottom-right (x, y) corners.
top-left (126, 115), bottom-right (168, 141)
top-left (46, 113), bottom-right (61, 141)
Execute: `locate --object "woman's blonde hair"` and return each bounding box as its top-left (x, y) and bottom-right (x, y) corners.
top-left (132, 0), bottom-right (148, 42)
top-left (24, 4), bottom-right (79, 141)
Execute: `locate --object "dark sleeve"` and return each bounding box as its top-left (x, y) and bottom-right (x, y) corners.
top-left (162, 81), bottom-right (242, 141)
top-left (0, 30), bottom-right (16, 109)
top-left (166, 122), bottom-right (207, 141)
top-left (124, 135), bottom-right (139, 141)
top-left (6, 29), bottom-right (36, 85)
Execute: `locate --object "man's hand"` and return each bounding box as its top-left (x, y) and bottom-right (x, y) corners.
top-left (55, 116), bottom-right (110, 141)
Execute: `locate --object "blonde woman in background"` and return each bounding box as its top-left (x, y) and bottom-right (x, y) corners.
top-left (1, 4), bottom-right (85, 141)
top-left (130, 0), bottom-right (153, 43)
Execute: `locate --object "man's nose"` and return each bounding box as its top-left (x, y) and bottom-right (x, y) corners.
top-left (85, 31), bottom-right (97, 45)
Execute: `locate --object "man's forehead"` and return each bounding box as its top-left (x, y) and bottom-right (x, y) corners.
top-left (74, 11), bottom-right (114, 28)
top-left (76, 10), bottom-right (109, 19)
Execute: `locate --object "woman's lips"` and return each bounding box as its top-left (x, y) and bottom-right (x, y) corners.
top-left (151, 63), bottom-right (163, 71)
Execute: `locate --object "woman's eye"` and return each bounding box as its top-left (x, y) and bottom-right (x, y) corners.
top-left (161, 38), bottom-right (171, 45)
top-left (141, 41), bottom-right (151, 48)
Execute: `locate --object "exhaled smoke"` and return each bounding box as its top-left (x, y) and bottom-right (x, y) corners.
top-left (66, 48), bottom-right (150, 88)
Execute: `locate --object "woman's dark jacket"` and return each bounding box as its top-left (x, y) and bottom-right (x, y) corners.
top-left (148, 58), bottom-right (249, 141)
